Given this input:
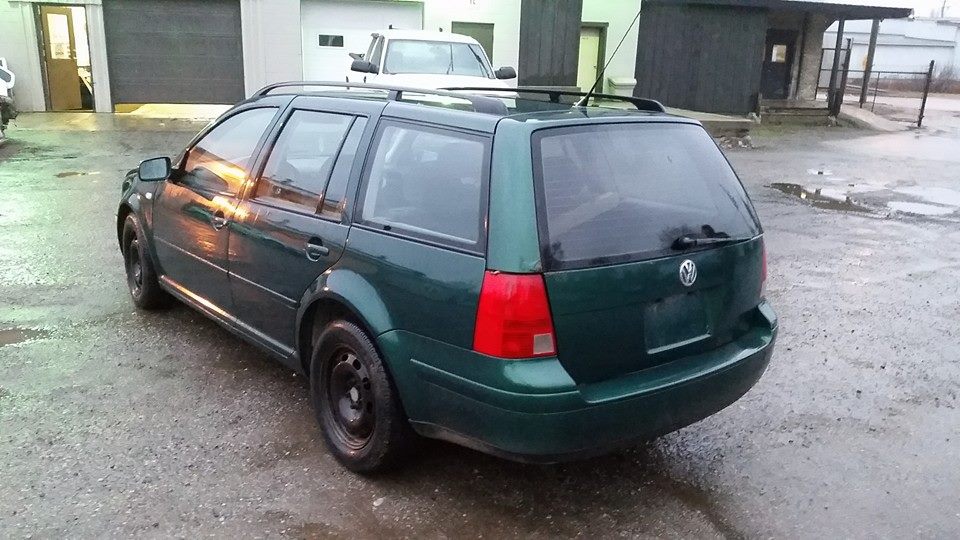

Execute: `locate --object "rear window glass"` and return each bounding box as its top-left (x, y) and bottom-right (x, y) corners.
top-left (533, 123), bottom-right (760, 269)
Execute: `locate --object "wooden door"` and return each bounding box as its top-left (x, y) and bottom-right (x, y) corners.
top-left (40, 5), bottom-right (82, 111)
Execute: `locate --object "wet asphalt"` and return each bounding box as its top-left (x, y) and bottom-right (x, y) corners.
top-left (1, 113), bottom-right (958, 539)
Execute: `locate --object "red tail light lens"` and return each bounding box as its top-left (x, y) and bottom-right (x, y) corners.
top-left (473, 271), bottom-right (557, 359)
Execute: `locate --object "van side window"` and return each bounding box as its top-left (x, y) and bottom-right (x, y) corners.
top-left (182, 107), bottom-right (276, 195)
top-left (253, 110), bottom-right (353, 214)
top-left (359, 122), bottom-right (488, 248)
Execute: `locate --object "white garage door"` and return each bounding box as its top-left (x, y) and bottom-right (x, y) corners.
top-left (301, 0), bottom-right (423, 81)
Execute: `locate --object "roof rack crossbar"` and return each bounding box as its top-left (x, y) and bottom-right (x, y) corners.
top-left (254, 81), bottom-right (509, 115)
top-left (440, 86), bottom-right (666, 113)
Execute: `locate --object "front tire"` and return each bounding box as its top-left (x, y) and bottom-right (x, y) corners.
top-left (311, 320), bottom-right (412, 473)
top-left (122, 214), bottom-right (168, 310)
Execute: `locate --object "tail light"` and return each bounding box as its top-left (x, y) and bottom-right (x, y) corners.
top-left (760, 239), bottom-right (768, 298)
top-left (473, 271), bottom-right (557, 359)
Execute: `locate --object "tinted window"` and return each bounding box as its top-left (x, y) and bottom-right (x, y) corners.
top-left (253, 110), bottom-right (353, 214)
top-left (318, 34), bottom-right (344, 47)
top-left (533, 123), bottom-right (760, 268)
top-left (321, 117), bottom-right (367, 220)
top-left (383, 40), bottom-right (491, 77)
top-left (360, 123), bottom-right (488, 247)
top-left (182, 108), bottom-right (276, 195)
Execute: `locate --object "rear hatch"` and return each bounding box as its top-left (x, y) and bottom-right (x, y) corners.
top-left (532, 121), bottom-right (764, 385)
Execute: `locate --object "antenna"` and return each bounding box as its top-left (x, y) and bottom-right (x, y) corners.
top-left (576, 7), bottom-right (643, 107)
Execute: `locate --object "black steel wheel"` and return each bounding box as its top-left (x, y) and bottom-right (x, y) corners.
top-left (311, 320), bottom-right (412, 473)
top-left (325, 347), bottom-right (375, 449)
top-left (122, 214), bottom-right (168, 310)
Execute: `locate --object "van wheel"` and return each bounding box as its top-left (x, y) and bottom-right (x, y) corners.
top-left (122, 214), bottom-right (168, 310)
top-left (311, 320), bottom-right (411, 473)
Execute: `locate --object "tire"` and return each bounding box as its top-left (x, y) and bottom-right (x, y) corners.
top-left (121, 214), bottom-right (168, 310)
top-left (311, 320), bottom-right (412, 473)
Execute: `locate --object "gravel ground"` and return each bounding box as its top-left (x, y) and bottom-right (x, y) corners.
top-left (1, 113), bottom-right (958, 539)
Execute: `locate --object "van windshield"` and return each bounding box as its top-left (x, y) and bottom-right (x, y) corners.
top-left (532, 123), bottom-right (760, 269)
top-left (383, 40), bottom-right (492, 77)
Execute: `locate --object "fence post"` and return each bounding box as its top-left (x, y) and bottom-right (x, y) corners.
top-left (918, 60), bottom-right (935, 128)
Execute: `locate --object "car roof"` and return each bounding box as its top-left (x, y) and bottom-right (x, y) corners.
top-left (377, 29), bottom-right (480, 44)
top-left (246, 84), bottom-right (695, 134)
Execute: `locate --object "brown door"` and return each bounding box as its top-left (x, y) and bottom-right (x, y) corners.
top-left (760, 29), bottom-right (798, 100)
top-left (40, 5), bottom-right (82, 111)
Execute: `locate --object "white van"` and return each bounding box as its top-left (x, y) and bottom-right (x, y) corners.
top-left (347, 30), bottom-right (516, 90)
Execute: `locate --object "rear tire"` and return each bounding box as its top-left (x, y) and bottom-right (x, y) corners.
top-left (310, 320), bottom-right (412, 473)
top-left (122, 214), bottom-right (168, 310)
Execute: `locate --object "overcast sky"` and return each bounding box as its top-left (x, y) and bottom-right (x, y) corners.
top-left (899, 0), bottom-right (957, 16)
top-left (836, 0), bottom-right (959, 16)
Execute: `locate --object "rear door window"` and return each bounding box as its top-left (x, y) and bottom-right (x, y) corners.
top-left (533, 122), bottom-right (760, 269)
top-left (358, 121), bottom-right (489, 250)
top-left (252, 110), bottom-right (355, 215)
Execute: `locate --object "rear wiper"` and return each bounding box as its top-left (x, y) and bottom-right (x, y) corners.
top-left (672, 235), bottom-right (750, 250)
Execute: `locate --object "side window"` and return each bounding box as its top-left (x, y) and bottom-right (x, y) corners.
top-left (320, 117), bottom-right (367, 220)
top-left (182, 108), bottom-right (276, 195)
top-left (253, 110), bottom-right (353, 214)
top-left (359, 122), bottom-right (488, 248)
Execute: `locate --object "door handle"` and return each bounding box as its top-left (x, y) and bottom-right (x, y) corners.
top-left (211, 210), bottom-right (228, 230)
top-left (305, 238), bottom-right (330, 261)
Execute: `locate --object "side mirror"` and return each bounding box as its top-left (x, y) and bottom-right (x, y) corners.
top-left (350, 59), bottom-right (378, 74)
top-left (495, 66), bottom-right (517, 80)
top-left (348, 52), bottom-right (364, 60)
top-left (138, 156), bottom-right (171, 182)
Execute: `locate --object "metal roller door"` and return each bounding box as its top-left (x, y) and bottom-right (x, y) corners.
top-left (103, 0), bottom-right (245, 105)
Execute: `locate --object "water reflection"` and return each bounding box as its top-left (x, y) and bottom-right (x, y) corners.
top-left (769, 183), bottom-right (871, 213)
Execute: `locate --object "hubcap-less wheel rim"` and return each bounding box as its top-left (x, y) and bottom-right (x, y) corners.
top-left (325, 348), bottom-right (374, 449)
top-left (126, 238), bottom-right (143, 297)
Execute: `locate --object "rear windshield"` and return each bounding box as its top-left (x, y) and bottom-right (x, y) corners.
top-left (532, 123), bottom-right (760, 269)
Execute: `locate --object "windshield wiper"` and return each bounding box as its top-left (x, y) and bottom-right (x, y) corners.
top-left (672, 235), bottom-right (750, 250)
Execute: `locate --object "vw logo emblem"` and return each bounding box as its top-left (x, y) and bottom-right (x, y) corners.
top-left (679, 259), bottom-right (697, 287)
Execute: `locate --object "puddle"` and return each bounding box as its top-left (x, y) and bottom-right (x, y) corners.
top-left (55, 171), bottom-right (100, 178)
top-left (892, 186), bottom-right (960, 208)
top-left (887, 201), bottom-right (956, 216)
top-left (0, 327), bottom-right (50, 346)
top-left (770, 183), bottom-right (871, 213)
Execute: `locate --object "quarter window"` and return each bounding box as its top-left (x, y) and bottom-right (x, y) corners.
top-left (182, 108), bottom-right (276, 195)
top-left (321, 117), bottom-right (367, 220)
top-left (253, 110), bottom-right (353, 214)
top-left (360, 123), bottom-right (488, 247)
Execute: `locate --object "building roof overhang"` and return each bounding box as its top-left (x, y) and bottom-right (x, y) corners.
top-left (645, 0), bottom-right (913, 20)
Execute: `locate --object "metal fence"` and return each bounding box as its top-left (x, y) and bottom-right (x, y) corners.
top-left (817, 46), bottom-right (935, 127)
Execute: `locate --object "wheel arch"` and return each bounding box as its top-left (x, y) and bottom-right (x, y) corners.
top-left (117, 203), bottom-right (135, 248)
top-left (296, 273), bottom-right (393, 376)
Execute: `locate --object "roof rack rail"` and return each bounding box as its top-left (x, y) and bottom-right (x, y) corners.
top-left (254, 81), bottom-right (509, 115)
top-left (440, 86), bottom-right (666, 113)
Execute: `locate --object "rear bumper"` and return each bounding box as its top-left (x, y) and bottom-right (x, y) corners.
top-left (379, 302), bottom-right (777, 462)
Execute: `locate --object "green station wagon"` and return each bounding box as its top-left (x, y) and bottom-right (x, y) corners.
top-left (117, 83), bottom-right (776, 472)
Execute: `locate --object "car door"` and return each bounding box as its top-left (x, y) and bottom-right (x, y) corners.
top-left (228, 97), bottom-right (378, 350)
top-left (152, 107), bottom-right (278, 314)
